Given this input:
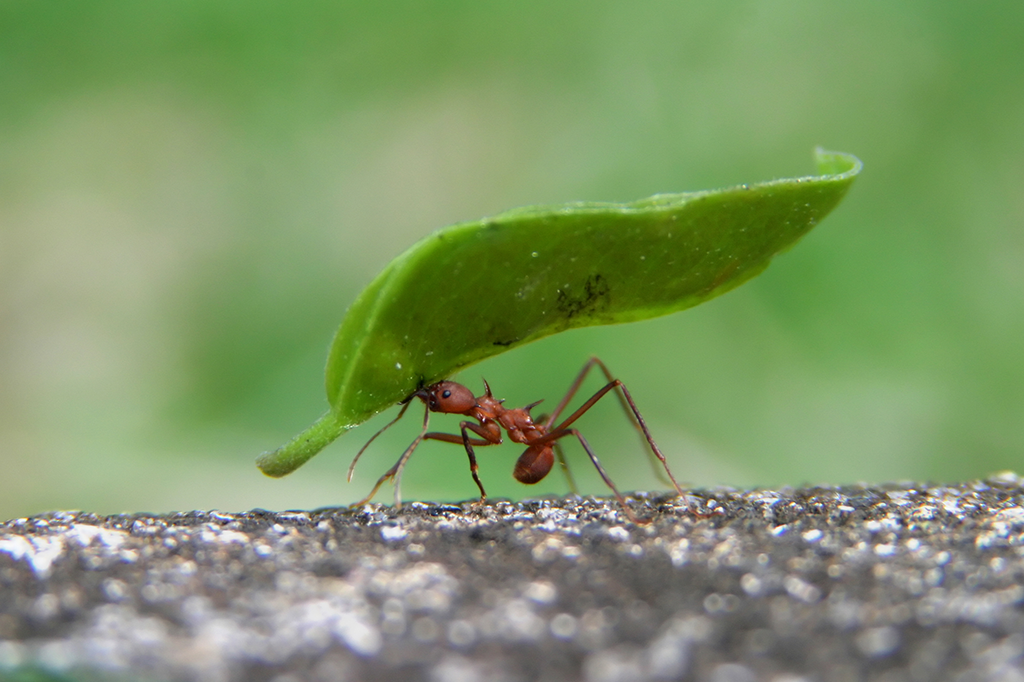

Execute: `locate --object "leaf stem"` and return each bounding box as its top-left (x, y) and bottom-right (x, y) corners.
top-left (256, 412), bottom-right (349, 477)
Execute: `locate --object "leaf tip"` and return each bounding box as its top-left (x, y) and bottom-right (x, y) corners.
top-left (812, 147), bottom-right (863, 178)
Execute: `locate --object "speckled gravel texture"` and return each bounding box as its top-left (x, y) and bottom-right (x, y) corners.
top-left (3, 475), bottom-right (1024, 682)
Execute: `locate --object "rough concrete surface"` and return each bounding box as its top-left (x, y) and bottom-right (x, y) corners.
top-left (3, 474), bottom-right (1024, 682)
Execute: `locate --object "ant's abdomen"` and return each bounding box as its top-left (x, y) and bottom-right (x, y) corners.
top-left (514, 446), bottom-right (555, 484)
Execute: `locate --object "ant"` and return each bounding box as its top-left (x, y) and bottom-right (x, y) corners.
top-left (347, 357), bottom-right (686, 523)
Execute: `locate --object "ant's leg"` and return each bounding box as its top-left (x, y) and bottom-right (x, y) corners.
top-left (544, 357), bottom-right (604, 428)
top-left (422, 425), bottom-right (499, 501)
top-left (391, 409), bottom-right (495, 506)
top-left (554, 440), bottom-right (579, 496)
top-left (553, 380), bottom-right (684, 497)
top-left (350, 403), bottom-right (429, 509)
top-left (548, 356), bottom-right (659, 477)
top-left (538, 411), bottom-right (579, 496)
top-left (544, 357), bottom-right (634, 429)
top-left (543, 428), bottom-right (640, 524)
top-left (424, 432), bottom-right (491, 447)
top-left (348, 401), bottom-right (411, 483)
top-left (460, 422), bottom-right (488, 501)
top-left (349, 434), bottom-right (423, 509)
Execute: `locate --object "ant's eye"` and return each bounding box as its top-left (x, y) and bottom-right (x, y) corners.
top-left (442, 390), bottom-right (451, 399)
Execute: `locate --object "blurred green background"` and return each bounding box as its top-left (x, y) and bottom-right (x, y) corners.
top-left (1, 2), bottom-right (1022, 519)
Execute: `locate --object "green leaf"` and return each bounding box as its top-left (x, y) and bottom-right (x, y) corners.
top-left (258, 148), bottom-right (861, 477)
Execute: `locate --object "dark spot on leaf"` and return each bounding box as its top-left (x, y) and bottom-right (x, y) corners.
top-left (556, 274), bottom-right (611, 319)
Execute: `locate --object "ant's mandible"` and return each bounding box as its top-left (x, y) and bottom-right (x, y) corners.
top-left (347, 357), bottom-right (685, 523)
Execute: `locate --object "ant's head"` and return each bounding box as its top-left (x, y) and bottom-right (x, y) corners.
top-left (416, 381), bottom-right (477, 414)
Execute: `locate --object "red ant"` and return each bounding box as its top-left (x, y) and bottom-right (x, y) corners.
top-left (347, 357), bottom-right (686, 523)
